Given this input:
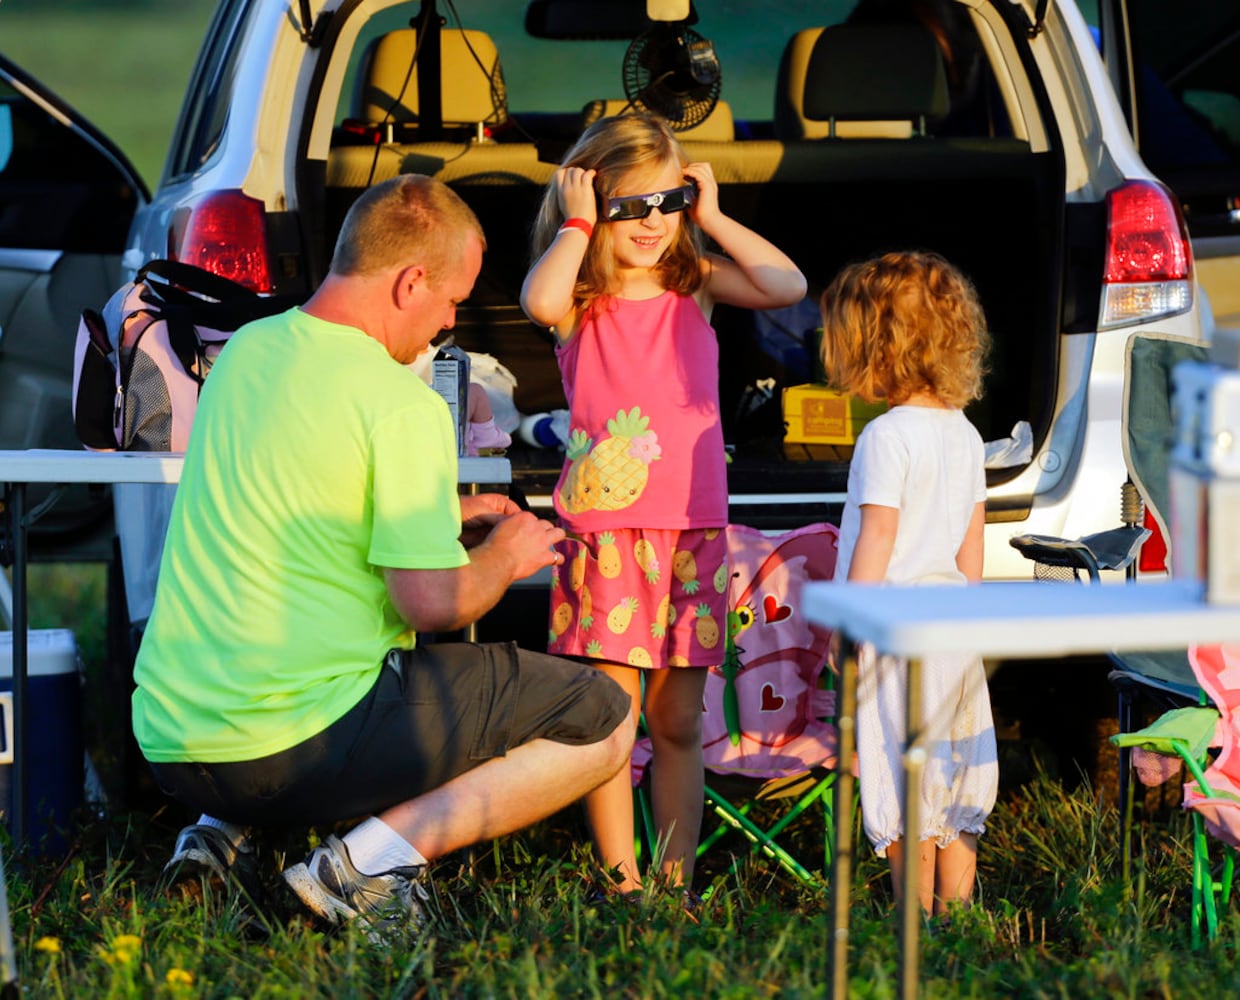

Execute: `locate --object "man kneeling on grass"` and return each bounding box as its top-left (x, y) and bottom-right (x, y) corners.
top-left (131, 174), bottom-right (633, 933)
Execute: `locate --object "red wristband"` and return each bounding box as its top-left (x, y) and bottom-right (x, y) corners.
top-left (558, 217), bottom-right (594, 240)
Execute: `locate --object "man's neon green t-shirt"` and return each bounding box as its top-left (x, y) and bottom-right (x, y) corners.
top-left (132, 309), bottom-right (468, 763)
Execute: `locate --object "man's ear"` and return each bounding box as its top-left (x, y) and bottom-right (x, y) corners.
top-left (394, 262), bottom-right (428, 307)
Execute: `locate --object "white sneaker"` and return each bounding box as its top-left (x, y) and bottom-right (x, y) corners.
top-left (161, 824), bottom-right (257, 898)
top-left (282, 835), bottom-right (428, 938)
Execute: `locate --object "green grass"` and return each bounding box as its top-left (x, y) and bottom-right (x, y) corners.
top-left (6, 768), bottom-right (1240, 998)
top-left (5, 3), bottom-right (1239, 994)
top-left (0, 0), bottom-right (217, 188)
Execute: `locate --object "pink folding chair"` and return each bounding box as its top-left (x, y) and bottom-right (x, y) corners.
top-left (1182, 644), bottom-right (1240, 850)
top-left (1112, 642), bottom-right (1240, 946)
top-left (632, 522), bottom-right (841, 885)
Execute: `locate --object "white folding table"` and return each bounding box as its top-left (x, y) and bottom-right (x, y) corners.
top-left (0, 449), bottom-right (510, 846)
top-left (802, 578), bottom-right (1240, 1000)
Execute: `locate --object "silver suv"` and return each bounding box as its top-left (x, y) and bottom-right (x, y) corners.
top-left (1, 0), bottom-right (1229, 589)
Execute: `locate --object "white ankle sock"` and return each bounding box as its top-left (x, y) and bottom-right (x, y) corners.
top-left (196, 814), bottom-right (251, 850)
top-left (342, 817), bottom-right (427, 875)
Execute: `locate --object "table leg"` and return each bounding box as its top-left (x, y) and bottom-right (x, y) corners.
top-left (900, 655), bottom-right (925, 1000)
top-left (830, 638), bottom-right (858, 1000)
top-left (464, 482), bottom-right (480, 643)
top-left (6, 485), bottom-right (27, 848)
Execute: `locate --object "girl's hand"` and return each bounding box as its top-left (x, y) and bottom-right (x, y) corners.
top-left (683, 161), bottom-right (722, 232)
top-left (556, 166), bottom-right (598, 225)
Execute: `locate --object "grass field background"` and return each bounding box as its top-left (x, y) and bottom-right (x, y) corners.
top-left (1, 0), bottom-right (217, 188)
top-left (6, 3), bottom-right (1240, 996)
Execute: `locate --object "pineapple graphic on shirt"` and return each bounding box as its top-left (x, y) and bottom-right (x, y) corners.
top-left (558, 408), bottom-right (661, 514)
top-left (560, 430), bottom-right (601, 513)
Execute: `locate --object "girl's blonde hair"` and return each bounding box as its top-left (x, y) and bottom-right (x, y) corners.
top-left (819, 250), bottom-right (990, 408)
top-left (531, 113), bottom-right (704, 311)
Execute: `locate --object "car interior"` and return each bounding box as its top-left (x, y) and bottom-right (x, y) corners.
top-left (314, 1), bottom-right (1072, 509)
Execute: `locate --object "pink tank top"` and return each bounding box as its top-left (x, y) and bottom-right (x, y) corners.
top-left (553, 291), bottom-right (728, 531)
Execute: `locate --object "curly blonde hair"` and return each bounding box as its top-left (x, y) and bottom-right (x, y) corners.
top-left (819, 250), bottom-right (990, 408)
top-left (530, 113), bottom-right (704, 312)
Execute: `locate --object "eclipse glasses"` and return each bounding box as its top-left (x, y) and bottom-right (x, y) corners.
top-left (603, 183), bottom-right (696, 222)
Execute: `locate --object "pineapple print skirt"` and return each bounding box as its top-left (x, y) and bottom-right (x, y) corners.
top-left (548, 526), bottom-right (728, 669)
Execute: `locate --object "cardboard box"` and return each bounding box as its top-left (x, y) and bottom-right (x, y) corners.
top-left (431, 345), bottom-right (471, 456)
top-left (0, 628), bottom-right (83, 851)
top-left (782, 384), bottom-right (887, 446)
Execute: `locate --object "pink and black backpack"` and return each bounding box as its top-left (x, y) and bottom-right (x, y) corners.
top-left (71, 259), bottom-right (295, 452)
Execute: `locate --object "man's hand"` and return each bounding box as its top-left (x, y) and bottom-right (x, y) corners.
top-left (459, 492), bottom-right (521, 549)
top-left (481, 510), bottom-right (566, 582)
top-left (386, 501), bottom-right (564, 633)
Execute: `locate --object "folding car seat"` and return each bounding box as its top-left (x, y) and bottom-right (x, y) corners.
top-left (631, 522), bottom-right (841, 887)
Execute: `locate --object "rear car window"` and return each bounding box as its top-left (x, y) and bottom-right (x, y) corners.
top-left (165, 0), bottom-right (258, 180)
top-left (334, 0), bottom-right (1004, 135)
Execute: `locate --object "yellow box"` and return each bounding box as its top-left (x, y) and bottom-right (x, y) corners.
top-left (782, 384), bottom-right (887, 445)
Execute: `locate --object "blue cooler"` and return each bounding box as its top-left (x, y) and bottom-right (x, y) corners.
top-left (0, 629), bottom-right (84, 850)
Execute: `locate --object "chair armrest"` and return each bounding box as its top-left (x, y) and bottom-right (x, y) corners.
top-left (1009, 525), bottom-right (1151, 580)
top-left (1008, 533), bottom-right (1101, 582)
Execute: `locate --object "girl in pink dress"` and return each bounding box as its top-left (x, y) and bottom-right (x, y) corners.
top-left (521, 113), bottom-right (806, 895)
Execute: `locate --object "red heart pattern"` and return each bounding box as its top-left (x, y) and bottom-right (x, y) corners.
top-left (763, 593), bottom-right (792, 624)
top-left (760, 683), bottom-right (785, 712)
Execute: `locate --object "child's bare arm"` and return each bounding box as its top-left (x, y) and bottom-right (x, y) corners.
top-left (520, 166), bottom-right (597, 332)
top-left (847, 504), bottom-right (899, 583)
top-left (955, 501), bottom-right (986, 582)
top-left (685, 161), bottom-right (807, 310)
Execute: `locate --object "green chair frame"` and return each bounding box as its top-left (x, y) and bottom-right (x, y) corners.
top-left (634, 670), bottom-right (848, 896)
top-left (1111, 706), bottom-right (1236, 948)
top-left (636, 768), bottom-right (838, 891)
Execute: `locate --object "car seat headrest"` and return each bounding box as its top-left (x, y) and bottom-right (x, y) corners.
top-left (802, 23), bottom-right (949, 131)
top-left (361, 28), bottom-right (508, 132)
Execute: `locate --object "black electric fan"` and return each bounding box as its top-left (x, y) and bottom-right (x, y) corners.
top-left (621, 23), bottom-right (721, 131)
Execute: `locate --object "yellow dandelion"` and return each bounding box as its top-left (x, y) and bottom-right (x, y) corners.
top-left (166, 968), bottom-right (194, 987)
top-left (110, 934), bottom-right (142, 963)
top-left (35, 936), bottom-right (61, 954)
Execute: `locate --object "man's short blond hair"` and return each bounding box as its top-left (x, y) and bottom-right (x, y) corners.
top-left (331, 174), bottom-right (486, 285)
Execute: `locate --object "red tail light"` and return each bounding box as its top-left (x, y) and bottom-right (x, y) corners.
top-left (169, 190), bottom-right (273, 293)
top-left (1138, 505), bottom-right (1168, 574)
top-left (1100, 180), bottom-right (1193, 329)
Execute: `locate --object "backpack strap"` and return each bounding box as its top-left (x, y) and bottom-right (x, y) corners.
top-left (159, 304), bottom-right (206, 387)
top-left (137, 260), bottom-right (299, 334)
top-left (137, 259), bottom-right (260, 305)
